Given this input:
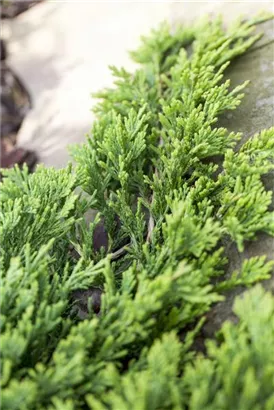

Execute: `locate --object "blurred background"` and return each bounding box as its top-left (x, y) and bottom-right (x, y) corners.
top-left (1, 1), bottom-right (273, 171)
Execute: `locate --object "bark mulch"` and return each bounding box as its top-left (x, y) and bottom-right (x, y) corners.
top-left (1, 1), bottom-right (42, 172)
top-left (1, 39), bottom-right (37, 172)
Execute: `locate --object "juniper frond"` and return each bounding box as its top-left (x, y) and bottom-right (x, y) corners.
top-left (1, 14), bottom-right (273, 410)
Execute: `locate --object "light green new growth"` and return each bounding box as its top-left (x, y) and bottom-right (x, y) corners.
top-left (0, 14), bottom-right (274, 410)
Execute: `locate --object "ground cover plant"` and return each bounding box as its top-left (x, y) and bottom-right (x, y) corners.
top-left (1, 13), bottom-right (274, 410)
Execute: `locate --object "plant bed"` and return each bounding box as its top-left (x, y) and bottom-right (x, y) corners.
top-left (0, 14), bottom-right (274, 410)
top-left (0, 39), bottom-right (37, 172)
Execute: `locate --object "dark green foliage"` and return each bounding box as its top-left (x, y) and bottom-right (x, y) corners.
top-left (182, 285), bottom-right (274, 410)
top-left (1, 14), bottom-right (274, 410)
top-left (0, 165), bottom-right (78, 269)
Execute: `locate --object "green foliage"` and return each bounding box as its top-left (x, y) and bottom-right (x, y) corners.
top-left (87, 284), bottom-right (274, 410)
top-left (1, 14), bottom-right (274, 410)
top-left (182, 285), bottom-right (274, 410)
top-left (0, 165), bottom-right (78, 269)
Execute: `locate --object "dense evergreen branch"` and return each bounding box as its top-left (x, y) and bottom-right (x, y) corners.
top-left (1, 13), bottom-right (273, 410)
